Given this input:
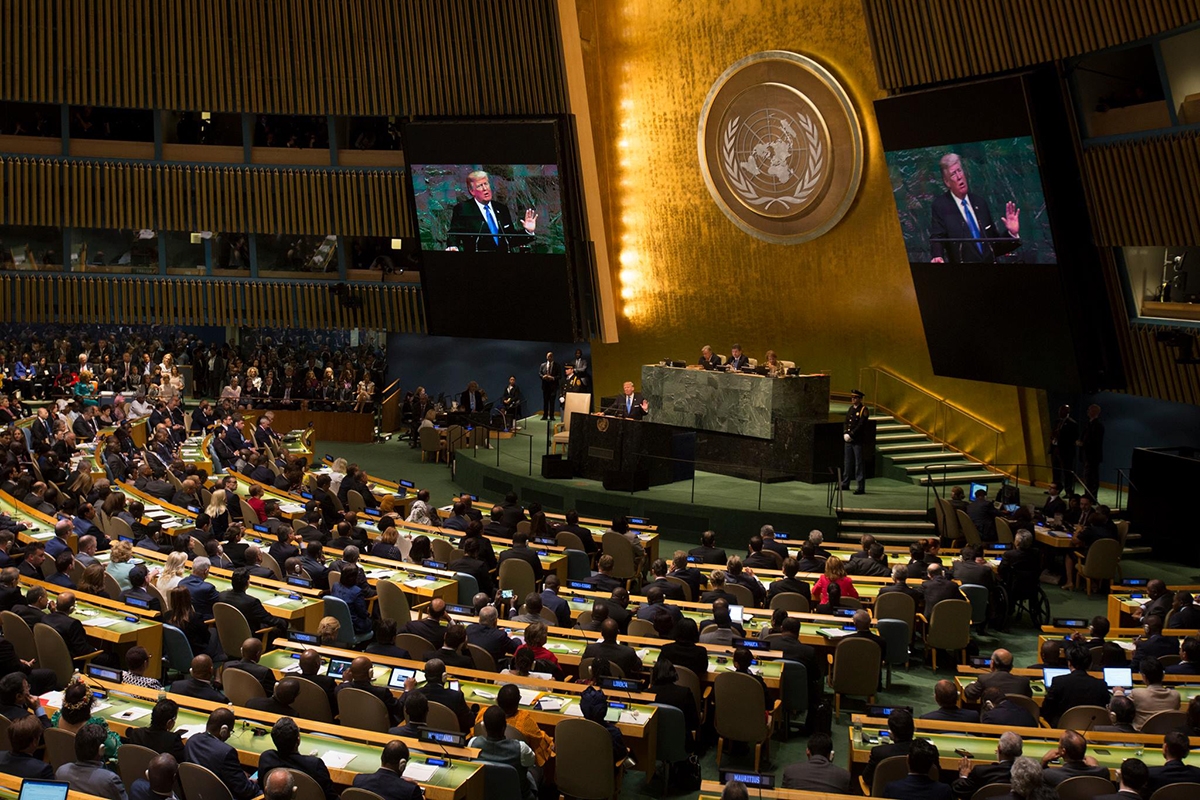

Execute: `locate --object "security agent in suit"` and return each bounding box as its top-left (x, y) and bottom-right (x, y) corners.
top-left (963, 648), bottom-right (1032, 701)
top-left (782, 732), bottom-right (852, 792)
top-left (604, 380), bottom-right (649, 420)
top-left (1078, 404), bottom-right (1105, 500)
top-left (184, 708), bottom-right (260, 799)
top-left (1041, 642), bottom-right (1111, 727)
top-left (538, 353), bottom-right (561, 420)
top-left (352, 740), bottom-right (424, 800)
top-left (445, 170), bottom-right (536, 253)
top-left (842, 389), bottom-right (870, 494)
top-left (928, 152), bottom-right (1021, 265)
top-left (952, 731), bottom-right (1023, 799)
top-left (257, 716), bottom-right (338, 800)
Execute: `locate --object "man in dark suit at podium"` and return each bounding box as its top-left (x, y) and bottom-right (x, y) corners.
top-left (445, 170), bottom-right (536, 253)
top-left (928, 153), bottom-right (1022, 265)
top-left (604, 381), bottom-right (649, 420)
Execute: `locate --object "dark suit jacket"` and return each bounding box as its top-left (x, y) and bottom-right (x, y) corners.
top-left (922, 577), bottom-right (965, 611)
top-left (687, 545), bottom-right (727, 565)
top-left (1043, 762), bottom-right (1111, 788)
top-left (1041, 669), bottom-right (1110, 726)
top-left (353, 768), bottom-right (424, 800)
top-left (952, 560), bottom-right (995, 590)
top-left (466, 623), bottom-right (518, 665)
top-left (782, 755), bottom-right (853, 793)
top-left (448, 556), bottom-right (494, 597)
top-left (185, 731), bottom-right (259, 799)
top-left (541, 589), bottom-right (571, 628)
top-left (921, 707), bottom-right (979, 723)
top-left (404, 617), bottom-right (447, 650)
top-left (981, 700), bottom-right (1038, 728)
top-left (582, 641), bottom-right (642, 677)
top-left (0, 750), bottom-right (54, 779)
top-left (605, 393), bottom-right (648, 420)
top-left (963, 669), bottom-right (1032, 701)
top-left (1148, 760), bottom-right (1200, 793)
top-left (1168, 604), bottom-right (1200, 629)
top-left (258, 749), bottom-right (337, 800)
top-left (659, 641), bottom-right (710, 680)
top-left (498, 545), bottom-right (543, 583)
top-left (668, 567), bottom-right (704, 601)
top-left (124, 726), bottom-right (187, 765)
top-left (447, 199), bottom-right (531, 253)
top-left (179, 575), bottom-right (220, 619)
top-left (215, 589), bottom-right (286, 634)
top-left (458, 390), bottom-right (485, 414)
top-left (885, 773), bottom-right (953, 800)
top-left (1133, 634), bottom-right (1181, 671)
top-left (640, 577), bottom-right (685, 602)
top-left (170, 677), bottom-right (228, 703)
top-left (952, 761), bottom-right (1014, 798)
top-left (38, 611), bottom-right (91, 658)
top-left (929, 190), bottom-right (1020, 264)
top-left (223, 659), bottom-right (276, 696)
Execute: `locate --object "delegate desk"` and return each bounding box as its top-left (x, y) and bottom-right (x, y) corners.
top-left (18, 577), bottom-right (163, 669)
top-left (435, 607), bottom-right (790, 690)
top-left (1107, 585), bottom-right (1200, 629)
top-left (568, 413), bottom-right (695, 488)
top-left (848, 715), bottom-right (1189, 779)
top-left (96, 546), bottom-right (326, 631)
top-left (700, 782), bottom-right (841, 800)
top-left (953, 664), bottom-right (1200, 708)
top-left (319, 546), bottom-right (459, 604)
top-left (47, 679), bottom-right (483, 800)
top-left (259, 639), bottom-right (662, 779)
top-left (0, 490), bottom-right (77, 552)
top-left (0, 773), bottom-right (109, 800)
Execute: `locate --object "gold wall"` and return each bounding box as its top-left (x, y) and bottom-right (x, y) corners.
top-left (578, 0), bottom-right (1048, 471)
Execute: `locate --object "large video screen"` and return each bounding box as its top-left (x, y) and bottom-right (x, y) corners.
top-left (403, 120), bottom-right (577, 342)
top-left (884, 136), bottom-right (1055, 265)
top-left (411, 164), bottom-right (565, 254)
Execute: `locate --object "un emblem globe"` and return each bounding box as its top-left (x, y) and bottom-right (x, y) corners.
top-left (735, 108), bottom-right (806, 192)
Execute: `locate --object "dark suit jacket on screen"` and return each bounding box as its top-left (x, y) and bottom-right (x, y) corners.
top-left (447, 199), bottom-right (532, 253)
top-left (929, 191), bottom-right (1021, 264)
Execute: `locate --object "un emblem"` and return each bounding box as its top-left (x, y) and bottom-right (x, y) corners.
top-left (699, 51), bottom-right (862, 244)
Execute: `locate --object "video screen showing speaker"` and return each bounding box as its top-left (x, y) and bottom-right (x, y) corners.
top-left (884, 136), bottom-right (1055, 265)
top-left (404, 120), bottom-right (577, 341)
top-left (875, 72), bottom-right (1121, 393)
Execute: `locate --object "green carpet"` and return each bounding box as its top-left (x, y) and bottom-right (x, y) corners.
top-left (315, 434), bottom-right (1180, 799)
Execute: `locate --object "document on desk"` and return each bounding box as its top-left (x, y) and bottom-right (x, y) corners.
top-left (84, 617), bottom-right (122, 628)
top-left (320, 751), bottom-right (357, 770)
top-left (536, 697), bottom-right (565, 711)
top-left (518, 688), bottom-right (542, 706)
top-left (403, 578), bottom-right (433, 588)
top-left (175, 724), bottom-right (207, 740)
top-left (402, 762), bottom-right (440, 782)
top-left (279, 503), bottom-right (306, 515)
top-left (817, 627), bottom-right (854, 638)
top-left (367, 570), bottom-right (396, 580)
top-left (112, 707), bottom-right (151, 722)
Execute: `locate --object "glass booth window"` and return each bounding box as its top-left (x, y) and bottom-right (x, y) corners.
top-left (0, 227), bottom-right (63, 271)
top-left (163, 111), bottom-right (243, 147)
top-left (213, 232), bottom-right (251, 274)
top-left (73, 229), bottom-right (158, 274)
top-left (257, 234), bottom-right (339, 276)
top-left (0, 102), bottom-right (60, 137)
top-left (163, 231), bottom-right (207, 275)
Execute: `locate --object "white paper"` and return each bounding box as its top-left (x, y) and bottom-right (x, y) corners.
top-left (473, 689), bottom-right (497, 700)
top-left (280, 663), bottom-right (303, 674)
top-left (402, 762), bottom-right (439, 782)
top-left (84, 617), bottom-right (122, 628)
top-left (619, 710), bottom-right (643, 725)
top-left (91, 702), bottom-right (112, 713)
top-left (175, 724), bottom-right (207, 739)
top-left (279, 504), bottom-right (305, 515)
top-left (562, 702), bottom-right (583, 717)
top-left (403, 578), bottom-right (430, 588)
top-left (635, 649), bottom-right (649, 660)
top-left (112, 707), bottom-right (150, 721)
top-left (518, 688), bottom-right (542, 706)
top-left (1115, 640), bottom-right (1135, 652)
top-left (366, 570), bottom-right (395, 580)
top-left (536, 697), bottom-right (565, 711)
top-left (320, 751), bottom-right (357, 770)
top-left (39, 691), bottom-right (65, 708)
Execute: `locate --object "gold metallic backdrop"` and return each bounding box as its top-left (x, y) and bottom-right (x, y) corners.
top-left (863, 0), bottom-right (1200, 91)
top-left (578, 0), bottom-right (1049, 470)
top-left (0, 157), bottom-right (412, 238)
top-left (0, 275), bottom-right (423, 332)
top-left (0, 0), bottom-right (568, 116)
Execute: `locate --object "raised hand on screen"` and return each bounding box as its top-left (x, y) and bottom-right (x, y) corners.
top-left (522, 209), bottom-right (538, 233)
top-left (1004, 201), bottom-right (1020, 237)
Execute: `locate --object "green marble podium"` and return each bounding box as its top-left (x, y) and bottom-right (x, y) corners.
top-left (640, 365), bottom-right (830, 439)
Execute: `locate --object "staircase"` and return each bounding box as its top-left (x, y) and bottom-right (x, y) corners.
top-left (874, 416), bottom-right (1006, 489)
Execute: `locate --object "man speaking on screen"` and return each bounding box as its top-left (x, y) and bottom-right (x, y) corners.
top-left (445, 170), bottom-right (538, 253)
top-left (928, 153), bottom-right (1021, 264)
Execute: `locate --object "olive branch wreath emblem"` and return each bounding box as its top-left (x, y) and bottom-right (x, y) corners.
top-left (722, 112), bottom-right (823, 212)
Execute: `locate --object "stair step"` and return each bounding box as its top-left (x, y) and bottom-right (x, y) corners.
top-left (919, 471), bottom-right (1004, 485)
top-left (877, 423), bottom-right (915, 432)
top-left (838, 520), bottom-right (937, 531)
top-left (838, 507), bottom-right (932, 518)
top-left (837, 532), bottom-right (932, 545)
top-left (889, 452), bottom-right (963, 463)
top-left (1125, 533), bottom-right (1142, 542)
top-left (903, 462), bottom-right (974, 473)
top-left (878, 442), bottom-right (945, 453)
top-left (877, 432), bottom-right (929, 442)
top-left (1123, 546), bottom-right (1153, 556)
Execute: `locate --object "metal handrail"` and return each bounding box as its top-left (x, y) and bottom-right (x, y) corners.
top-left (1115, 467), bottom-right (1137, 511)
top-left (858, 365), bottom-right (1004, 466)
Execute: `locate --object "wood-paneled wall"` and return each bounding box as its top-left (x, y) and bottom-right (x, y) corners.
top-left (0, 275), bottom-right (423, 332)
top-left (1082, 131), bottom-right (1200, 247)
top-left (0, 0), bottom-right (567, 116)
top-left (0, 157), bottom-right (412, 237)
top-left (863, 0), bottom-right (1200, 90)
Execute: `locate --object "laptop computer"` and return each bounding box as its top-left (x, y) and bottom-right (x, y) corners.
top-left (1043, 667), bottom-right (1070, 687)
top-left (18, 781), bottom-right (70, 800)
